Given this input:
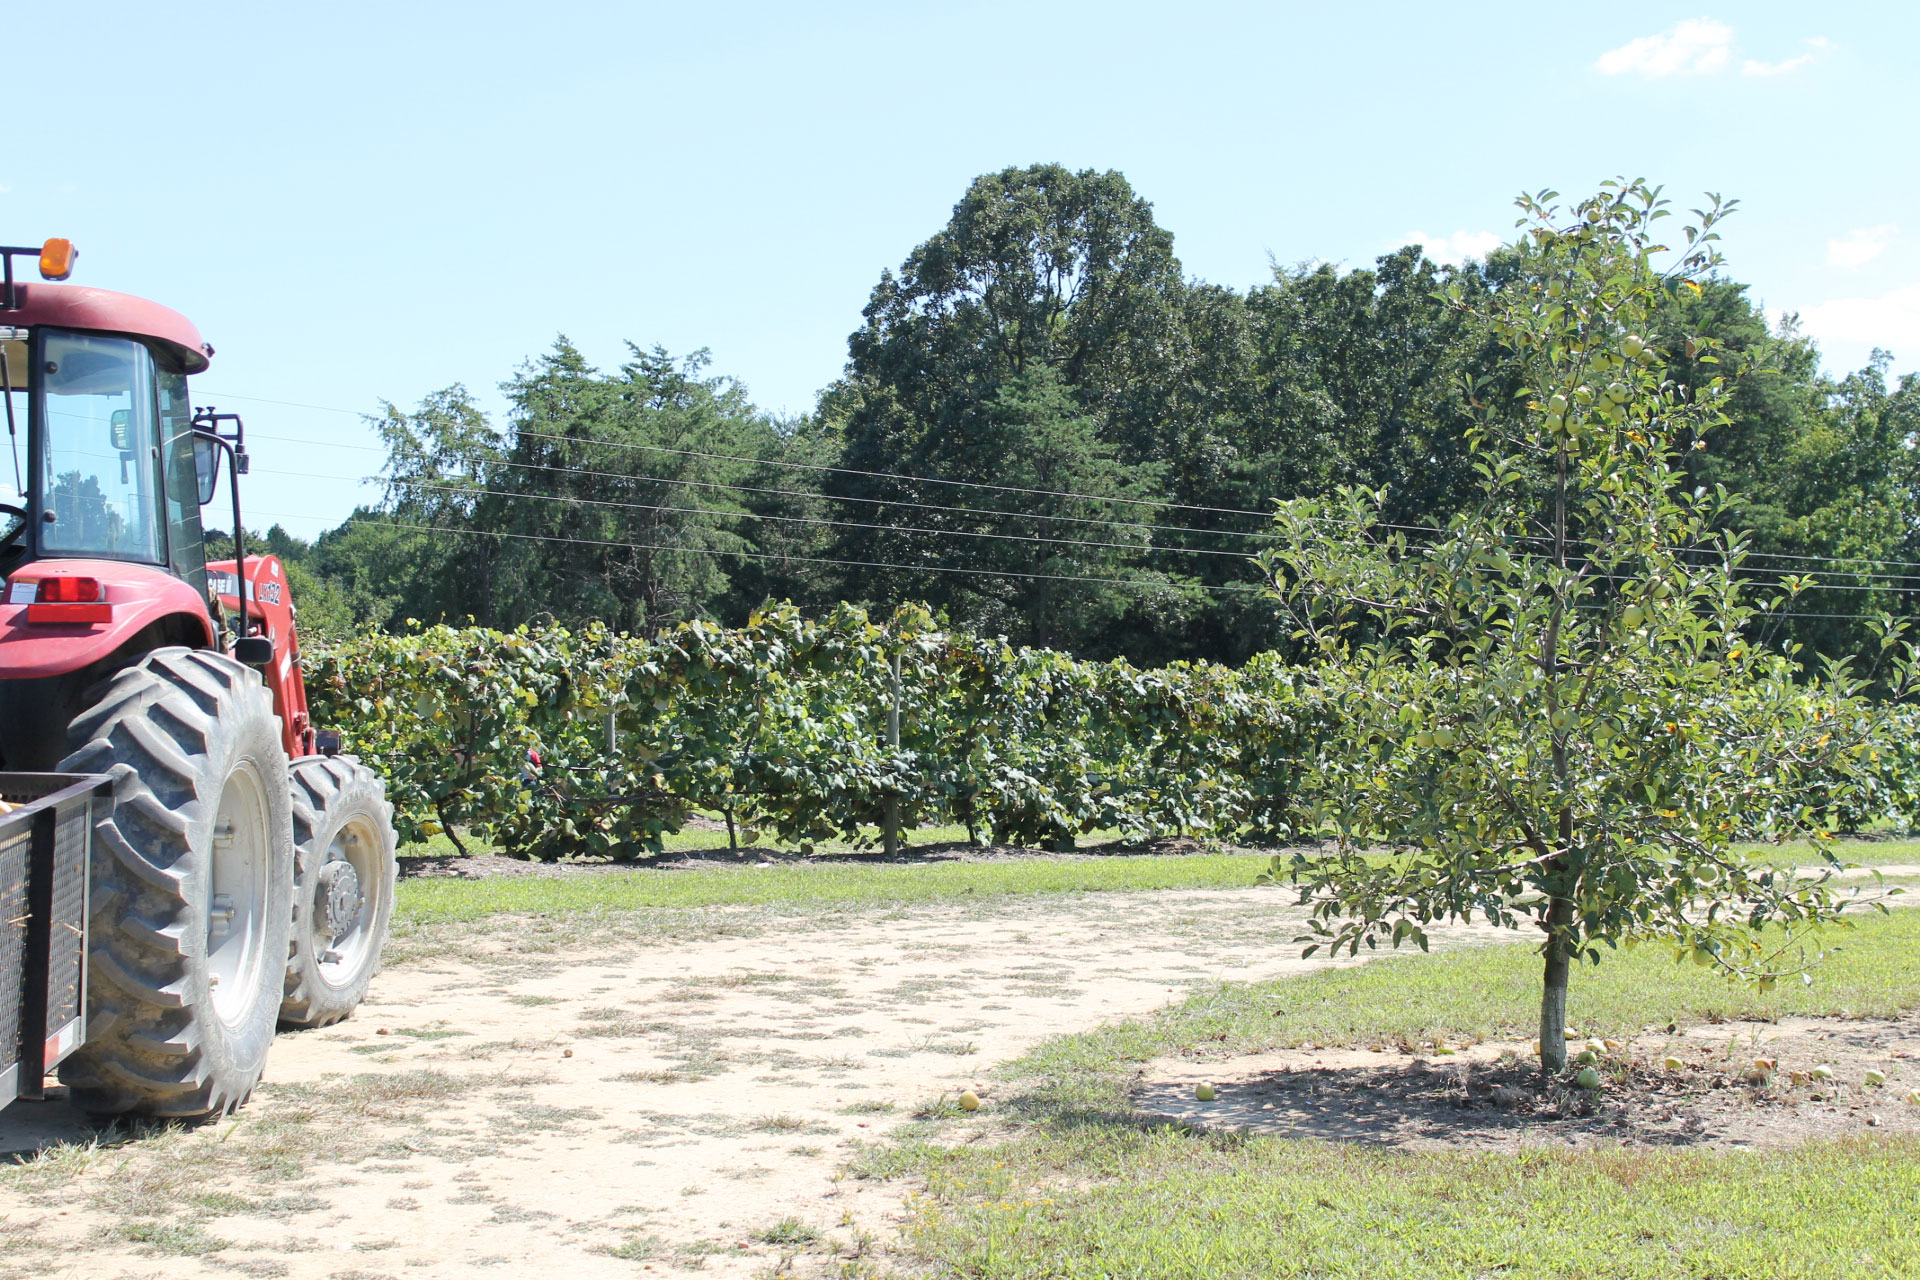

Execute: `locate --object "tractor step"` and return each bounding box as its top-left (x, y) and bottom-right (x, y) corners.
top-left (0, 773), bottom-right (112, 1111)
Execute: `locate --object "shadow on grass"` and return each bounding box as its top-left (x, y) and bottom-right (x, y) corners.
top-left (0, 1095), bottom-right (182, 1161)
top-left (991, 1007), bottom-right (1920, 1157)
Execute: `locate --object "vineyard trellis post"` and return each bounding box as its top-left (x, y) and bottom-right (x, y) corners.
top-left (884, 648), bottom-right (902, 857)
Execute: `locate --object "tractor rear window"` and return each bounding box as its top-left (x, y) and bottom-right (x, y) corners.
top-left (37, 331), bottom-right (164, 563)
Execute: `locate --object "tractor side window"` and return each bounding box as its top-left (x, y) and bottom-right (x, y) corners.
top-left (37, 332), bottom-right (164, 564)
top-left (158, 367), bottom-right (207, 593)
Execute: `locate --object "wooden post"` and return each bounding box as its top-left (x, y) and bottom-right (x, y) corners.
top-left (884, 650), bottom-right (901, 858)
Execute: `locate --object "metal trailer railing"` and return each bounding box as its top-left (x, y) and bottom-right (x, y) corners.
top-left (0, 773), bottom-right (111, 1110)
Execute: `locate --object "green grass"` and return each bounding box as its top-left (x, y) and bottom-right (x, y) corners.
top-left (1740, 836), bottom-right (1920, 869)
top-left (401, 819), bottom-right (1058, 861)
top-left (394, 852), bottom-right (1272, 925)
top-left (1001, 907), bottom-right (1920, 1113)
top-left (393, 826), bottom-right (1913, 929)
top-left (875, 908), bottom-right (1920, 1279)
top-left (899, 1133), bottom-right (1920, 1279)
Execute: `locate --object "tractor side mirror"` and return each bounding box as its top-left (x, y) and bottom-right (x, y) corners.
top-left (234, 635), bottom-right (274, 667)
top-left (109, 409), bottom-right (134, 452)
top-left (193, 436), bottom-right (220, 505)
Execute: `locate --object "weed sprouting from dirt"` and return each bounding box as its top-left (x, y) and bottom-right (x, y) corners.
top-left (754, 1216), bottom-right (819, 1246)
top-left (752, 1115), bottom-right (808, 1133)
top-left (104, 1219), bottom-right (231, 1256)
top-left (598, 1232), bottom-right (664, 1260)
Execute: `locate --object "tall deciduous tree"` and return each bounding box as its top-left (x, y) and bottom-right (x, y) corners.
top-left (1260, 181), bottom-right (1894, 1076)
top-left (485, 341), bottom-right (764, 632)
top-left (368, 384), bottom-right (505, 624)
top-left (825, 164), bottom-right (1219, 653)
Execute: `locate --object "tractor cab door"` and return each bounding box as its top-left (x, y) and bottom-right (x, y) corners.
top-left (156, 364), bottom-right (206, 596)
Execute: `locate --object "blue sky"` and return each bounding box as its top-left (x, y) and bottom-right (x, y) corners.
top-left (16, 2), bottom-right (1915, 539)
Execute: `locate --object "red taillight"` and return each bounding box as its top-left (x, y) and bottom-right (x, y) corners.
top-left (20, 576), bottom-right (111, 624)
top-left (37, 577), bottom-right (101, 603)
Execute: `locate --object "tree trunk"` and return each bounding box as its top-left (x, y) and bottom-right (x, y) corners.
top-left (436, 800), bottom-right (472, 858)
top-left (1538, 895), bottom-right (1574, 1075)
top-left (1537, 436), bottom-right (1575, 1079)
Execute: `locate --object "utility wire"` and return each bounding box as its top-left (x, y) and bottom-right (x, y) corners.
top-left (312, 515), bottom-right (1266, 596)
top-left (205, 388), bottom-right (1276, 520)
top-left (244, 455), bottom-right (1287, 547)
top-left (318, 472), bottom-right (1920, 593)
top-left (219, 391), bottom-right (1920, 582)
top-left (251, 427), bottom-right (1920, 583)
top-left (245, 453), bottom-right (1920, 594)
top-left (241, 502), bottom-right (1893, 624)
top-left (380, 477), bottom-right (1255, 562)
top-left (502, 424), bottom-right (1271, 518)
top-left (252, 461), bottom-right (1920, 593)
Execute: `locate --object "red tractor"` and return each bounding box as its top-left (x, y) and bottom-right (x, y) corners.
top-left (0, 239), bottom-right (396, 1120)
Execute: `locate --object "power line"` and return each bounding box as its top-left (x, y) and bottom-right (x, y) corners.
top-left (216, 391), bottom-right (1920, 584)
top-left (242, 453), bottom-right (1286, 547)
top-left (241, 508), bottom-right (1265, 596)
top-left (238, 502), bottom-right (1901, 625)
top-left (1278, 513), bottom-right (1920, 586)
top-left (248, 455), bottom-right (1920, 596)
top-left (503, 424), bottom-right (1272, 519)
top-left (246, 443), bottom-right (1920, 588)
top-left (274, 468), bottom-right (1917, 594)
top-left (381, 477), bottom-right (1255, 563)
top-left (203, 388), bottom-right (1277, 521)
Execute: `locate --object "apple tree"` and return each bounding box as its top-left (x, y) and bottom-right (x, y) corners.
top-left (1257, 180), bottom-right (1900, 1075)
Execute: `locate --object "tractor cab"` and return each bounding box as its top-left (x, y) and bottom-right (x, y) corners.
top-left (0, 241), bottom-right (311, 768)
top-left (1, 240), bottom-right (213, 593)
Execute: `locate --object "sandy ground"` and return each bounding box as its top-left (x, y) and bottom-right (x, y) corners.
top-left (4, 871), bottom-right (1907, 1280)
top-left (1, 886), bottom-right (1485, 1280)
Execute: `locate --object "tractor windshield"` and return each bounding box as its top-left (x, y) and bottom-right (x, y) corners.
top-left (36, 330), bottom-right (164, 563)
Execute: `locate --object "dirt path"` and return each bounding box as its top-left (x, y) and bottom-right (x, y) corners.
top-left (5, 886), bottom-right (1485, 1280)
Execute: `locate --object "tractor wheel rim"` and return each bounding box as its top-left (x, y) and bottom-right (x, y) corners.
top-left (207, 759), bottom-right (271, 1027)
top-left (315, 816), bottom-right (381, 984)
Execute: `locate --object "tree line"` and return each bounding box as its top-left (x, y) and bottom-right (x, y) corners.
top-left (265, 164), bottom-right (1920, 669)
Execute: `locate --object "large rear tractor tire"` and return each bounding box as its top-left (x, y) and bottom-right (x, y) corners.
top-left (280, 756), bottom-right (396, 1028)
top-left (56, 648), bottom-right (295, 1119)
